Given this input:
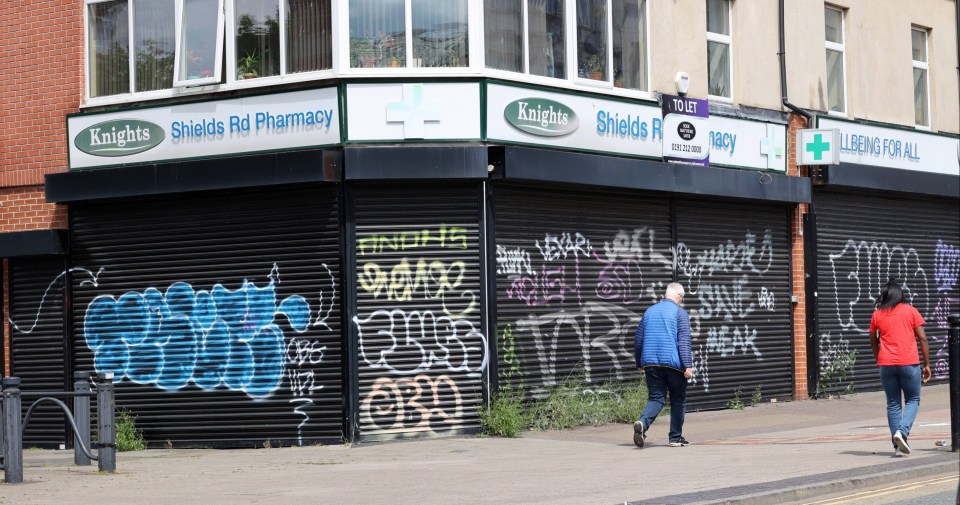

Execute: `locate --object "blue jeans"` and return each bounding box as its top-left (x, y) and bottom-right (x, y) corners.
top-left (639, 367), bottom-right (687, 442)
top-left (879, 365), bottom-right (922, 448)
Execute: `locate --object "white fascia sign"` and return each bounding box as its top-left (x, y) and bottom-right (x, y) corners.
top-left (797, 128), bottom-right (841, 165)
top-left (68, 87), bottom-right (340, 170)
top-left (346, 82), bottom-right (481, 141)
top-left (819, 117), bottom-right (960, 176)
top-left (486, 83), bottom-right (663, 159)
top-left (708, 116), bottom-right (787, 172)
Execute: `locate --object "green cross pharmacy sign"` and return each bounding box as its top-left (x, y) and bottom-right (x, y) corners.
top-left (796, 128), bottom-right (840, 165)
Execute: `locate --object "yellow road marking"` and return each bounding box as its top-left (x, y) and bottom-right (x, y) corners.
top-left (801, 474), bottom-right (959, 504)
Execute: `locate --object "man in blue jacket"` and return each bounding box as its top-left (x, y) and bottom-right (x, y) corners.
top-left (633, 282), bottom-right (693, 448)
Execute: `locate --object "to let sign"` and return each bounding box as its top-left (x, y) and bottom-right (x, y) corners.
top-left (797, 128), bottom-right (840, 165)
top-left (662, 94), bottom-right (709, 166)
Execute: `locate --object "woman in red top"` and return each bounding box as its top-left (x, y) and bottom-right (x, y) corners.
top-left (869, 279), bottom-right (931, 457)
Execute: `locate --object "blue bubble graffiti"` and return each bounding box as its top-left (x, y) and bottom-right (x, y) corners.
top-left (83, 275), bottom-right (311, 398)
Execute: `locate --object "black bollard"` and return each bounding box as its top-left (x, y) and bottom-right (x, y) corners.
top-left (73, 372), bottom-right (92, 466)
top-left (95, 373), bottom-right (116, 473)
top-left (2, 377), bottom-right (23, 484)
top-left (948, 314), bottom-right (959, 453)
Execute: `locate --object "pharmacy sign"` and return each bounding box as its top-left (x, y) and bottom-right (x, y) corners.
top-left (796, 128), bottom-right (840, 165)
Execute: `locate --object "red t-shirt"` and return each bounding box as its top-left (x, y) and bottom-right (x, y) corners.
top-left (869, 304), bottom-right (925, 366)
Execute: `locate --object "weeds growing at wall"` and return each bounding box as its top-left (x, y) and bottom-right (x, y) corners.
top-left (479, 375), bottom-right (648, 437)
top-left (813, 350), bottom-right (858, 399)
top-left (725, 387), bottom-right (746, 410)
top-left (479, 388), bottom-right (531, 437)
top-left (115, 409), bottom-right (147, 452)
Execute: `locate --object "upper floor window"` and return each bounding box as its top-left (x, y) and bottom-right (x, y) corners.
top-left (824, 5), bottom-right (845, 114)
top-left (349, 0), bottom-right (469, 68)
top-left (174, 0), bottom-right (225, 87)
top-left (911, 27), bottom-right (929, 127)
top-left (233, 0), bottom-right (333, 80)
top-left (86, 0), bottom-right (332, 99)
top-left (87, 0), bottom-right (177, 97)
top-left (706, 0), bottom-right (731, 99)
top-left (484, 0), bottom-right (647, 90)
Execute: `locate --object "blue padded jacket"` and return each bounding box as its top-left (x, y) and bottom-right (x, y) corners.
top-left (634, 299), bottom-right (693, 370)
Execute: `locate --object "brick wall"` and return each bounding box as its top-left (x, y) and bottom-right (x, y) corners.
top-left (787, 113), bottom-right (811, 400)
top-left (0, 0), bottom-right (81, 373)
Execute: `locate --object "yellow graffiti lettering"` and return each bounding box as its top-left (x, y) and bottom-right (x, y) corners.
top-left (358, 258), bottom-right (477, 317)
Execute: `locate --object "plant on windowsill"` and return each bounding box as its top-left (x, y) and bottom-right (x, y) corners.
top-left (238, 51), bottom-right (259, 80)
top-left (586, 53), bottom-right (604, 81)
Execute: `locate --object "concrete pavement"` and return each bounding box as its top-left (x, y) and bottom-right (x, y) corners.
top-left (1, 385), bottom-right (956, 505)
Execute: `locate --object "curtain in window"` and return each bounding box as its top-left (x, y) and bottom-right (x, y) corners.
top-left (612, 0), bottom-right (645, 90)
top-left (236, 0), bottom-right (281, 78)
top-left (576, 0), bottom-right (607, 80)
top-left (89, 0), bottom-right (130, 97)
top-left (708, 41), bottom-right (730, 97)
top-left (484, 0), bottom-right (522, 72)
top-left (913, 68), bottom-right (927, 126)
top-left (286, 0), bottom-right (332, 72)
top-left (134, 0), bottom-right (175, 92)
top-left (528, 0), bottom-right (564, 78)
top-left (412, 0), bottom-right (468, 67)
top-left (825, 49), bottom-right (844, 112)
top-left (349, 0), bottom-right (405, 67)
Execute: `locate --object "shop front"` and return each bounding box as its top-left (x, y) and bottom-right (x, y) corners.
top-left (807, 117), bottom-right (960, 393)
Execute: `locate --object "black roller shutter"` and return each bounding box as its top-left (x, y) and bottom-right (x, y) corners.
top-left (676, 200), bottom-right (794, 407)
top-left (352, 183), bottom-right (485, 439)
top-left (9, 257), bottom-right (67, 448)
top-left (493, 184), bottom-right (673, 397)
top-left (813, 189), bottom-right (960, 391)
top-left (69, 185), bottom-right (343, 447)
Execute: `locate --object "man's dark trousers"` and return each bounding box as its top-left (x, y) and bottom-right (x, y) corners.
top-left (639, 366), bottom-right (687, 442)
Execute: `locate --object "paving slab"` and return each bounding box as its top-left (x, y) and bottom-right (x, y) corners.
top-left (0, 385), bottom-right (955, 505)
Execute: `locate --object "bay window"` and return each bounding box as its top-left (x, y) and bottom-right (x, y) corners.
top-left (86, 0), bottom-right (332, 99)
top-left (349, 0), bottom-right (469, 68)
top-left (484, 0), bottom-right (646, 90)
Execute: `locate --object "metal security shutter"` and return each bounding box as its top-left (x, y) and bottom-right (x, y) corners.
top-left (352, 183), bottom-right (484, 439)
top-left (676, 200), bottom-right (793, 408)
top-left (70, 185), bottom-right (343, 447)
top-left (9, 257), bottom-right (67, 448)
top-left (813, 190), bottom-right (960, 392)
top-left (493, 183), bottom-right (673, 397)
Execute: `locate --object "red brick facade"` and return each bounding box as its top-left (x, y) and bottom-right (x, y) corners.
top-left (0, 0), bottom-right (80, 373)
top-left (787, 113), bottom-right (811, 400)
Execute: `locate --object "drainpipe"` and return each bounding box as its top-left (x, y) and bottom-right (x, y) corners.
top-left (779, 0), bottom-right (812, 124)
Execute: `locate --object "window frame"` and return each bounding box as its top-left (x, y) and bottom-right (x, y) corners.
top-left (340, 0), bottom-right (478, 74)
top-left (706, 0), bottom-right (733, 101)
top-left (911, 26), bottom-right (930, 129)
top-left (480, 0), bottom-right (649, 95)
top-left (172, 0), bottom-right (226, 88)
top-left (83, 0), bottom-right (658, 106)
top-left (824, 5), bottom-right (846, 116)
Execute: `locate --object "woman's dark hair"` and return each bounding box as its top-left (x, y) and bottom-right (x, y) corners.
top-left (877, 279), bottom-right (905, 310)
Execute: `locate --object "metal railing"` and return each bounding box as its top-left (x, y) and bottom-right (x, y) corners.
top-left (0, 372), bottom-right (116, 484)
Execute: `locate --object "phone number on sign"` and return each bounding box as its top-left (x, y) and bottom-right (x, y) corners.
top-left (671, 143), bottom-right (702, 153)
